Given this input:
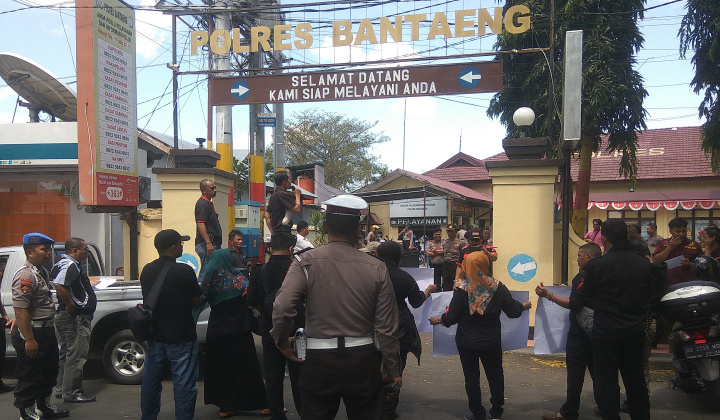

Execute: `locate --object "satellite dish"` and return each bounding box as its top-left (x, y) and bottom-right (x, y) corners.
top-left (0, 52), bottom-right (77, 122)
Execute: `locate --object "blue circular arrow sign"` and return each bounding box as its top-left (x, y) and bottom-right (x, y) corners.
top-left (507, 254), bottom-right (538, 282)
top-left (230, 80), bottom-right (250, 101)
top-left (178, 253), bottom-right (200, 276)
top-left (458, 67), bottom-right (482, 89)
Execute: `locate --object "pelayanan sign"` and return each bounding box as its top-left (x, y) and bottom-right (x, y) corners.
top-left (191, 6), bottom-right (531, 55)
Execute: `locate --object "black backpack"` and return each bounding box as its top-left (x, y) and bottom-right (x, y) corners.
top-left (128, 262), bottom-right (172, 342)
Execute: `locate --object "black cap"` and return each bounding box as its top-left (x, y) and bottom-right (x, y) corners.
top-left (467, 228), bottom-right (483, 241)
top-left (446, 224), bottom-right (458, 231)
top-left (154, 229), bottom-right (191, 250)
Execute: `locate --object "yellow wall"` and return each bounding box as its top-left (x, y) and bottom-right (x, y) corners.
top-left (552, 224), bottom-right (585, 286)
top-left (154, 172), bottom-right (233, 276)
top-left (487, 162), bottom-right (561, 325)
top-left (123, 208), bottom-right (163, 280)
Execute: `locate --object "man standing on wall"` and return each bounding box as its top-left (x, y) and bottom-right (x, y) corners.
top-left (52, 237), bottom-right (97, 403)
top-left (265, 171), bottom-right (302, 235)
top-left (195, 179), bottom-right (222, 280)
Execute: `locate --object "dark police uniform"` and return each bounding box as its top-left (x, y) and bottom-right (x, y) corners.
top-left (12, 233), bottom-right (69, 420)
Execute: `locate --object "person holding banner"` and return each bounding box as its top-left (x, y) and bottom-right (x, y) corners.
top-left (429, 252), bottom-right (531, 420)
top-left (536, 242), bottom-right (601, 420)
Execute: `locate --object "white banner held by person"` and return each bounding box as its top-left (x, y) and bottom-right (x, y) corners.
top-left (430, 290), bottom-right (530, 356)
top-left (533, 286), bottom-right (572, 355)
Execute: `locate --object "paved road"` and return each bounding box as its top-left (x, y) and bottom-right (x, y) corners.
top-left (1, 333), bottom-right (717, 419)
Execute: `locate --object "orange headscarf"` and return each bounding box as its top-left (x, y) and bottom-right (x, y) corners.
top-left (460, 251), bottom-right (499, 315)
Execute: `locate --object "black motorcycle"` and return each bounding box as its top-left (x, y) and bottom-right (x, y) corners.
top-left (658, 256), bottom-right (720, 411)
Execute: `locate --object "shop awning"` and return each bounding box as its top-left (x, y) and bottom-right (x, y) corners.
top-left (587, 200), bottom-right (719, 211)
top-left (558, 200), bottom-right (720, 211)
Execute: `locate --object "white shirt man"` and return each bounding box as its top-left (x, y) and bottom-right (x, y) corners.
top-left (294, 221), bottom-right (314, 254)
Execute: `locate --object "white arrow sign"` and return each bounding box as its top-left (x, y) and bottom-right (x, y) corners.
top-left (180, 259), bottom-right (198, 271)
top-left (510, 261), bottom-right (537, 275)
top-left (231, 84), bottom-right (249, 96)
top-left (460, 71), bottom-right (482, 83)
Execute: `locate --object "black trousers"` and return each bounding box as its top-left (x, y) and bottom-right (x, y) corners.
top-left (1, 323), bottom-right (6, 381)
top-left (262, 336), bottom-right (302, 420)
top-left (300, 344), bottom-right (383, 420)
top-left (559, 332), bottom-right (594, 420)
top-left (592, 331), bottom-right (649, 420)
top-left (458, 344), bottom-right (504, 420)
top-left (441, 262), bottom-right (458, 292)
top-left (12, 326), bottom-right (59, 409)
top-left (430, 263), bottom-right (443, 290)
top-left (383, 350), bottom-right (409, 417)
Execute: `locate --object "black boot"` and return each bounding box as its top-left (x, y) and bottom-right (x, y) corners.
top-left (36, 396), bottom-right (70, 419)
top-left (19, 405), bottom-right (41, 420)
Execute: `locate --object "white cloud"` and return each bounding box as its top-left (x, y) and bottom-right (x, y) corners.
top-left (135, 0), bottom-right (172, 59)
top-left (0, 87), bottom-right (18, 101)
top-left (312, 36), bottom-right (420, 65)
top-left (0, 111), bottom-right (29, 124)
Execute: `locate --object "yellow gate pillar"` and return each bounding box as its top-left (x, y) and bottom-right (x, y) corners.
top-left (152, 167), bottom-right (234, 277)
top-left (486, 159), bottom-right (562, 325)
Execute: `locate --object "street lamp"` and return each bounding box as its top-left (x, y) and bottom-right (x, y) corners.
top-left (501, 106), bottom-right (548, 160)
top-left (513, 107), bottom-right (535, 138)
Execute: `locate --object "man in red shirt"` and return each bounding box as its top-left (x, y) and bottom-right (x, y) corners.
top-left (653, 217), bottom-right (703, 286)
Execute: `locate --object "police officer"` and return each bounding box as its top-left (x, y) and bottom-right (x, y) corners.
top-left (12, 233), bottom-right (70, 420)
top-left (271, 195), bottom-right (402, 420)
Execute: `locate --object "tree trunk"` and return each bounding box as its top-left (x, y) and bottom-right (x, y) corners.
top-left (572, 133), bottom-right (594, 237)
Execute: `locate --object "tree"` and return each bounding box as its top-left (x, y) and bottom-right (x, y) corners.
top-left (284, 109), bottom-right (390, 192)
top-left (488, 0), bottom-right (648, 237)
top-left (679, 0), bottom-right (720, 172)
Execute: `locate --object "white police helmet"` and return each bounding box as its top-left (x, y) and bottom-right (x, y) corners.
top-left (322, 194), bottom-right (368, 221)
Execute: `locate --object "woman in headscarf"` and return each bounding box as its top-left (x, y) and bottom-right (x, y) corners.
top-left (429, 250), bottom-right (531, 420)
top-left (199, 248), bottom-right (268, 419)
top-left (376, 241), bottom-right (437, 420)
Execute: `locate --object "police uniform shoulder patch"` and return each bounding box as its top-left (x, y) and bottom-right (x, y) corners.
top-left (20, 278), bottom-right (32, 294)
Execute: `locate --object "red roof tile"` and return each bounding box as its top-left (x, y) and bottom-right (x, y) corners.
top-left (356, 169), bottom-right (493, 203)
top-left (424, 126), bottom-right (717, 183)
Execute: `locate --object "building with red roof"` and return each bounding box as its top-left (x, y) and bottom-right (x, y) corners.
top-left (360, 126), bottom-right (718, 242)
top-left (422, 126), bottom-right (718, 240)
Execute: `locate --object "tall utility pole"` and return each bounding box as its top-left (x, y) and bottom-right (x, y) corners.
top-left (248, 0), bottom-right (266, 208)
top-left (273, 54), bottom-right (285, 170)
top-left (215, 0), bottom-right (234, 228)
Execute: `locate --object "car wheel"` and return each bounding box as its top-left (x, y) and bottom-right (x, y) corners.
top-left (102, 329), bottom-right (146, 385)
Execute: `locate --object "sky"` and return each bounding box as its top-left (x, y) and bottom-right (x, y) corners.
top-left (0, 0), bottom-right (705, 176)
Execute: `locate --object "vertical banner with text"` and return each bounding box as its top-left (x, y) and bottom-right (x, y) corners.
top-left (76, 0), bottom-right (138, 206)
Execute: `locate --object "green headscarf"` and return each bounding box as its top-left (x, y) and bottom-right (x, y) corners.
top-left (199, 248), bottom-right (248, 307)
